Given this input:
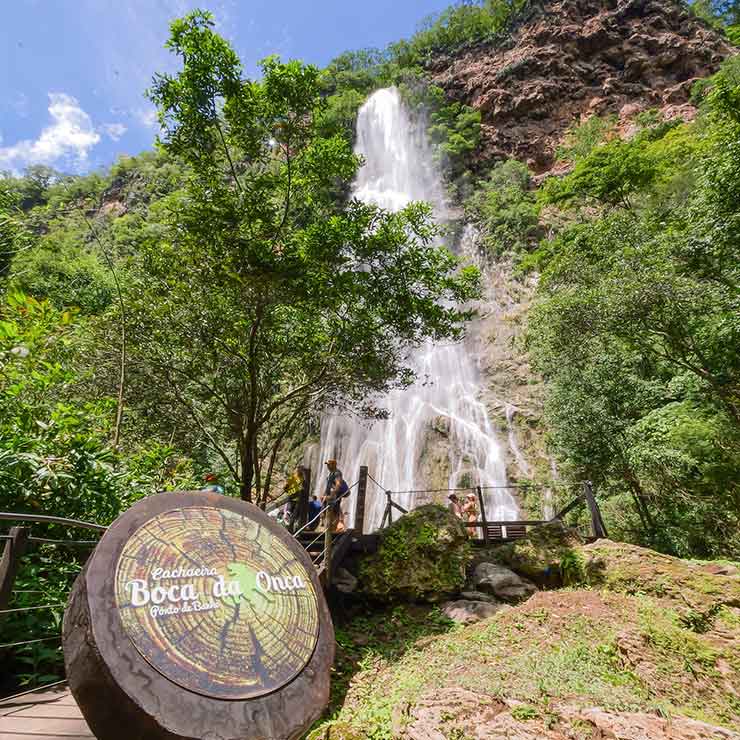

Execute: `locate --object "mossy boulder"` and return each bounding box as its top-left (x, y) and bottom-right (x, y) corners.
top-left (359, 505), bottom-right (470, 603)
top-left (483, 520), bottom-right (584, 587)
top-left (578, 539), bottom-right (740, 612)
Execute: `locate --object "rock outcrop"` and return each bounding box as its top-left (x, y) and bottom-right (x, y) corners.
top-left (358, 505), bottom-right (470, 603)
top-left (441, 599), bottom-right (508, 624)
top-left (579, 539), bottom-right (740, 611)
top-left (429, 0), bottom-right (735, 172)
top-left (398, 688), bottom-right (740, 740)
top-left (471, 561), bottom-right (537, 603)
top-left (485, 520), bottom-right (585, 586)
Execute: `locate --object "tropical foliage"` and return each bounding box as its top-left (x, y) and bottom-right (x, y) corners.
top-left (527, 59), bottom-right (740, 558)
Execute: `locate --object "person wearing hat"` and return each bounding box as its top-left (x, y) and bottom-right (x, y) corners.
top-left (461, 492), bottom-right (478, 538)
top-left (202, 473), bottom-right (224, 495)
top-left (324, 459), bottom-right (343, 499)
top-left (448, 493), bottom-right (463, 519)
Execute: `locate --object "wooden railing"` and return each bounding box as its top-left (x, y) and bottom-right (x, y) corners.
top-left (373, 480), bottom-right (608, 543)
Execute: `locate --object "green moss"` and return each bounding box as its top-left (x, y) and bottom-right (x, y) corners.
top-left (485, 520), bottom-right (584, 587)
top-left (359, 505), bottom-right (471, 602)
top-left (580, 541), bottom-right (740, 612)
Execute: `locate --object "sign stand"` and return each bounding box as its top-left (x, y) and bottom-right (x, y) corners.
top-left (63, 490), bottom-right (334, 740)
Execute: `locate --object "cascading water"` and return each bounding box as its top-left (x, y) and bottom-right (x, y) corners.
top-left (310, 87), bottom-right (518, 529)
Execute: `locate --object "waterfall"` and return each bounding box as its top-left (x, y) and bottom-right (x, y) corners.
top-left (310, 87), bottom-right (518, 529)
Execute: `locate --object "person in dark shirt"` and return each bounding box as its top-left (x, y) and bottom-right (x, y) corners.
top-left (307, 495), bottom-right (322, 531)
top-left (330, 472), bottom-right (350, 532)
top-left (324, 459), bottom-right (342, 497)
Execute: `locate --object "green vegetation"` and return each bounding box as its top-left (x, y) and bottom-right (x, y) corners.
top-left (555, 114), bottom-right (617, 162)
top-left (690, 0), bottom-right (740, 43)
top-left (0, 9), bottom-right (483, 691)
top-left (525, 58), bottom-right (740, 559)
top-left (313, 542), bottom-right (740, 738)
top-left (396, 0), bottom-right (530, 64)
top-left (465, 159), bottom-right (541, 255)
top-left (359, 505), bottom-right (470, 602)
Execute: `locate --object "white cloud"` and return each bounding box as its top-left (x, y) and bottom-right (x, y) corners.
top-left (102, 122), bottom-right (128, 141)
top-left (0, 93), bottom-right (100, 172)
top-left (133, 107), bottom-right (159, 129)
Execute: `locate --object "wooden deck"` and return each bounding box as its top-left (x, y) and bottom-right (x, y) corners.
top-left (0, 685), bottom-right (92, 740)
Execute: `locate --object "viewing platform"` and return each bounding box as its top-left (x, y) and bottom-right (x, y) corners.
top-left (0, 684), bottom-right (91, 739)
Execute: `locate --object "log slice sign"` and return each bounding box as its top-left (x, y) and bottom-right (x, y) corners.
top-left (63, 491), bottom-right (334, 740)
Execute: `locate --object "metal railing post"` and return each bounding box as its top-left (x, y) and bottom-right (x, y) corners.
top-left (0, 527), bottom-right (29, 611)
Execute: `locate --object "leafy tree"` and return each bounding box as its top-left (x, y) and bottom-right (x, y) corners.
top-left (133, 11), bottom-right (479, 503)
top-left (0, 185), bottom-right (31, 280)
top-left (465, 159), bottom-right (540, 256)
top-left (527, 61), bottom-right (740, 558)
top-left (555, 115), bottom-right (617, 163)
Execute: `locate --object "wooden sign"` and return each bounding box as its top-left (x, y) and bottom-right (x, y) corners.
top-left (63, 491), bottom-right (334, 740)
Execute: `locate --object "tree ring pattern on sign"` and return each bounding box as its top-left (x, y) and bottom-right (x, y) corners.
top-left (114, 506), bottom-right (320, 700)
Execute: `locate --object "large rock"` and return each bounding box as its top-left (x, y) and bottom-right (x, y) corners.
top-left (487, 520), bottom-right (584, 587)
top-left (358, 505), bottom-right (470, 603)
top-left (472, 562), bottom-right (536, 603)
top-left (459, 590), bottom-right (498, 603)
top-left (333, 567), bottom-right (358, 594)
top-left (441, 599), bottom-right (508, 625)
top-left (396, 688), bottom-right (740, 740)
top-left (428, 0), bottom-right (734, 172)
top-left (579, 539), bottom-right (740, 612)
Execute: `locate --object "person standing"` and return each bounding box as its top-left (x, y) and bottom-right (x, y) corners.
top-left (330, 472), bottom-right (350, 533)
top-left (448, 493), bottom-right (463, 519)
top-left (307, 496), bottom-right (322, 531)
top-left (462, 492), bottom-right (478, 539)
top-left (322, 459), bottom-right (342, 528)
top-left (324, 459), bottom-right (343, 498)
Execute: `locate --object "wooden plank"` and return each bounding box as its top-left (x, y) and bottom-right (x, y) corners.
top-left (354, 466), bottom-right (368, 535)
top-left (0, 715), bottom-right (93, 735)
top-left (0, 689), bottom-right (75, 716)
top-left (0, 687), bottom-right (93, 740)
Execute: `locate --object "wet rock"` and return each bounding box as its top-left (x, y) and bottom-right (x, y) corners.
top-left (472, 562), bottom-right (536, 603)
top-left (487, 520), bottom-right (584, 587)
top-left (440, 599), bottom-right (507, 624)
top-left (358, 505), bottom-right (470, 603)
top-left (333, 567), bottom-right (357, 594)
top-left (460, 590), bottom-right (499, 603)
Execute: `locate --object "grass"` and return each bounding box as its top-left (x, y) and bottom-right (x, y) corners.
top-left (309, 590), bottom-right (740, 738)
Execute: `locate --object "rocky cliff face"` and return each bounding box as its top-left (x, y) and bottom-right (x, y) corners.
top-left (429, 0), bottom-right (735, 172)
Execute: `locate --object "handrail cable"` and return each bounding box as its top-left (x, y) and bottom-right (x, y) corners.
top-left (0, 679), bottom-right (68, 706)
top-left (0, 635), bottom-right (61, 650)
top-left (389, 482), bottom-right (583, 496)
top-left (0, 604), bottom-right (65, 615)
top-left (367, 473), bottom-right (387, 492)
top-left (303, 531), bottom-right (325, 550)
top-left (27, 536), bottom-right (98, 546)
top-left (0, 512), bottom-right (107, 532)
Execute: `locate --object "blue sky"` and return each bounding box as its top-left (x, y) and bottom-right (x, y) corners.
top-left (1, 0), bottom-right (451, 175)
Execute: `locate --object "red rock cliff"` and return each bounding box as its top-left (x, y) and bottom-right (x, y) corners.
top-left (428, 0), bottom-right (736, 172)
